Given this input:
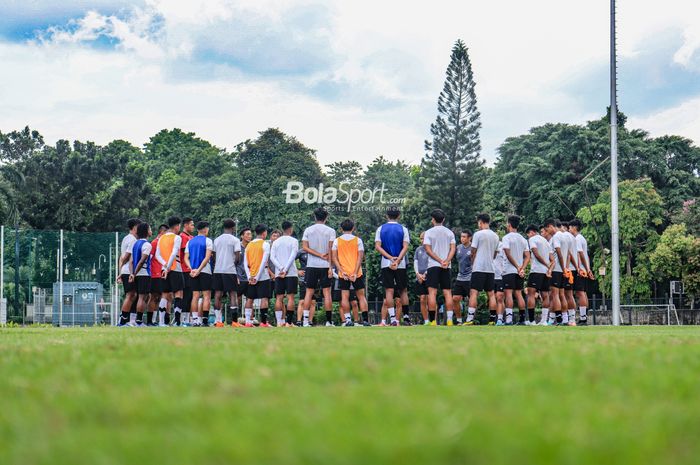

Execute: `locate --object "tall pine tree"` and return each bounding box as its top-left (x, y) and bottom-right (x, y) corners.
top-left (421, 40), bottom-right (484, 228)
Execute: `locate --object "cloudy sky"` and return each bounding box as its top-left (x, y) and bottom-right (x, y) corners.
top-left (1, 0), bottom-right (699, 166)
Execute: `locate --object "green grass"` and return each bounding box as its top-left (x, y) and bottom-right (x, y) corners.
top-left (1, 326), bottom-right (700, 465)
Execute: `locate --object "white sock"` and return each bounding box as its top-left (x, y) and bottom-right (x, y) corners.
top-left (129, 313), bottom-right (137, 324)
top-left (568, 309), bottom-right (576, 320)
top-left (159, 298), bottom-right (168, 309)
top-left (579, 306), bottom-right (587, 318)
top-left (159, 311), bottom-right (165, 325)
top-left (214, 309), bottom-right (222, 323)
top-left (275, 310), bottom-right (283, 325)
top-left (424, 319), bottom-right (430, 324)
top-left (344, 313), bottom-right (351, 322)
top-left (541, 308), bottom-right (549, 323)
top-left (505, 308), bottom-right (513, 323)
top-left (562, 311), bottom-right (569, 324)
top-left (381, 319), bottom-right (387, 324)
top-left (388, 307), bottom-right (396, 323)
top-left (497, 313), bottom-right (503, 321)
top-left (466, 307), bottom-right (476, 322)
top-left (245, 308), bottom-right (252, 323)
top-left (447, 310), bottom-right (454, 322)
top-left (548, 312), bottom-right (556, 323)
top-left (457, 318), bottom-right (463, 323)
top-left (183, 312), bottom-right (190, 323)
top-left (303, 310), bottom-right (309, 324)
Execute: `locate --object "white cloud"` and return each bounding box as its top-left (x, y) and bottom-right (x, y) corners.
top-left (628, 97), bottom-right (700, 142)
top-left (1, 0), bottom-right (699, 168)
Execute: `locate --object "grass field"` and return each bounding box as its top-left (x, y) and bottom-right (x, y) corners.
top-left (1, 326), bottom-right (699, 465)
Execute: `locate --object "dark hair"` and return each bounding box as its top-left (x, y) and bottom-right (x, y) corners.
top-left (167, 216), bottom-right (181, 228)
top-left (431, 209), bottom-right (446, 224)
top-left (543, 218), bottom-right (556, 228)
top-left (561, 221), bottom-right (570, 228)
top-left (525, 224), bottom-right (538, 234)
top-left (222, 218), bottom-right (236, 230)
top-left (239, 227), bottom-right (251, 238)
top-left (127, 218), bottom-right (142, 230)
top-left (182, 217), bottom-right (194, 227)
top-left (386, 206), bottom-right (401, 220)
top-left (254, 224), bottom-right (267, 235)
top-left (507, 215), bottom-right (521, 230)
top-left (569, 219), bottom-right (583, 230)
top-left (271, 229), bottom-right (282, 237)
top-left (554, 219), bottom-right (562, 228)
top-left (341, 219), bottom-right (354, 232)
top-left (282, 220), bottom-right (293, 231)
top-left (313, 207), bottom-right (328, 221)
top-left (136, 222), bottom-right (150, 239)
top-left (196, 221), bottom-right (209, 231)
top-left (477, 213), bottom-right (490, 224)
top-left (461, 229), bottom-right (473, 237)
top-left (158, 224), bottom-right (168, 232)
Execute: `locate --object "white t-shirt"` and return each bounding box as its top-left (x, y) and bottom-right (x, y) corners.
top-left (302, 223), bottom-right (337, 269)
top-left (551, 231), bottom-right (569, 273)
top-left (134, 241), bottom-right (152, 277)
top-left (494, 243), bottom-right (505, 280)
top-left (374, 222), bottom-right (410, 269)
top-left (528, 235), bottom-right (551, 274)
top-left (332, 233), bottom-right (365, 252)
top-left (185, 237), bottom-right (214, 274)
top-left (213, 233), bottom-right (242, 274)
top-left (270, 235), bottom-right (299, 277)
top-left (471, 228), bottom-right (500, 273)
top-left (501, 232), bottom-right (528, 275)
top-left (120, 233), bottom-right (137, 275)
top-left (565, 231), bottom-right (578, 270)
top-left (423, 225), bottom-right (456, 269)
top-left (576, 234), bottom-right (589, 269)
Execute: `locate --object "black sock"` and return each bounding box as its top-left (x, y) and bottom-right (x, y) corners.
top-left (518, 309), bottom-right (526, 322)
top-left (120, 311), bottom-right (129, 324)
top-left (164, 313), bottom-right (171, 325)
top-left (528, 308), bottom-right (535, 321)
top-left (260, 308), bottom-right (268, 324)
top-left (555, 311), bottom-right (562, 324)
top-left (146, 311), bottom-right (153, 324)
top-left (174, 312), bottom-right (181, 325)
top-left (136, 312), bottom-right (143, 324)
top-left (173, 297), bottom-right (182, 312)
top-left (429, 310), bottom-right (436, 322)
top-left (402, 305), bottom-right (410, 320)
top-left (489, 310), bottom-right (497, 323)
top-left (325, 310), bottom-right (332, 324)
top-left (286, 311), bottom-right (294, 324)
top-left (203, 311), bottom-right (209, 320)
top-left (362, 311), bottom-right (369, 323)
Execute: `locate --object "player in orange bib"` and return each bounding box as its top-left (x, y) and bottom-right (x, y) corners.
top-left (331, 219), bottom-right (369, 326)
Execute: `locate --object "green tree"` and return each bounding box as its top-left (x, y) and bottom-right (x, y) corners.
top-left (421, 39), bottom-right (484, 227)
top-left (578, 179), bottom-right (664, 299)
top-left (650, 224), bottom-right (700, 308)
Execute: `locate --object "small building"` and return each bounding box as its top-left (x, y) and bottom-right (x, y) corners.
top-left (52, 282), bottom-right (105, 326)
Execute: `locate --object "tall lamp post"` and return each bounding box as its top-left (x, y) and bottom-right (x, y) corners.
top-left (610, 0), bottom-right (621, 325)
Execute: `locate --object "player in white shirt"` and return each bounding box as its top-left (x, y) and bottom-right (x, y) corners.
top-left (212, 219), bottom-right (242, 327)
top-left (569, 219), bottom-right (593, 325)
top-left (243, 224), bottom-right (272, 327)
top-left (561, 221), bottom-right (578, 326)
top-left (501, 215), bottom-right (531, 325)
top-left (117, 218), bottom-right (141, 326)
top-left (465, 214), bottom-right (500, 325)
top-left (299, 208), bottom-right (336, 327)
top-left (544, 219), bottom-right (567, 325)
top-left (422, 209), bottom-right (456, 326)
top-left (374, 206), bottom-right (411, 326)
top-left (128, 222), bottom-right (152, 327)
top-left (493, 242), bottom-right (506, 324)
top-left (526, 225), bottom-right (555, 325)
top-left (270, 221), bottom-right (300, 327)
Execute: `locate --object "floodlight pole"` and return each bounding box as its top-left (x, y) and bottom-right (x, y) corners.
top-left (610, 0), bottom-right (621, 326)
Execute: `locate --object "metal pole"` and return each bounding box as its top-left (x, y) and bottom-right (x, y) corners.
top-left (115, 232), bottom-right (119, 325)
top-left (14, 223), bottom-right (19, 322)
top-left (610, 0), bottom-right (621, 326)
top-left (0, 225), bottom-right (4, 324)
top-left (59, 229), bottom-right (64, 327)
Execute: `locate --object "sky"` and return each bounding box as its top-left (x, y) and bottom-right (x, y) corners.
top-left (1, 0), bottom-right (699, 167)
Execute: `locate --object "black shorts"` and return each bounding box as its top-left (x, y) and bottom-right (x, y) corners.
top-left (471, 271), bottom-right (495, 292)
top-left (300, 281), bottom-right (322, 301)
top-left (275, 276), bottom-right (299, 295)
top-left (192, 273), bottom-right (213, 292)
top-left (503, 274), bottom-right (524, 291)
top-left (527, 272), bottom-right (548, 292)
top-left (339, 275), bottom-right (365, 291)
top-left (550, 271), bottom-right (564, 289)
top-left (381, 268), bottom-right (408, 290)
top-left (415, 279), bottom-right (428, 296)
top-left (183, 272), bottom-right (193, 290)
top-left (213, 273), bottom-right (238, 292)
top-left (452, 279), bottom-right (471, 297)
top-left (494, 279), bottom-right (504, 293)
top-left (150, 276), bottom-right (163, 294)
top-left (306, 267), bottom-right (332, 289)
top-left (573, 271), bottom-right (588, 292)
top-left (135, 275), bottom-right (151, 295)
top-left (237, 279), bottom-right (249, 296)
top-left (162, 271), bottom-right (185, 293)
top-left (121, 274), bottom-right (135, 294)
top-left (563, 270), bottom-right (575, 290)
top-left (246, 280), bottom-right (271, 300)
top-left (426, 267), bottom-right (451, 290)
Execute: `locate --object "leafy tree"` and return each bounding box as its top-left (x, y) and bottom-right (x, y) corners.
top-left (578, 179), bottom-right (664, 299)
top-left (421, 39), bottom-right (484, 227)
top-left (650, 223), bottom-right (700, 308)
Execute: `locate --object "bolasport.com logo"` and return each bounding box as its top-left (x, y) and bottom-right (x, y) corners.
top-left (282, 181), bottom-right (406, 212)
